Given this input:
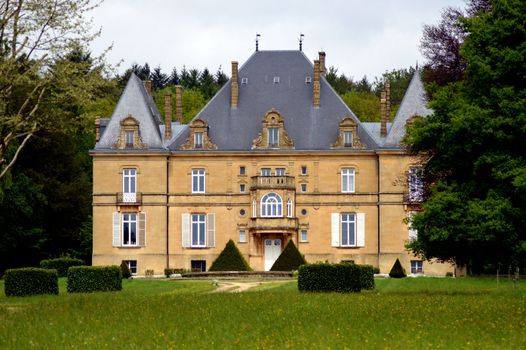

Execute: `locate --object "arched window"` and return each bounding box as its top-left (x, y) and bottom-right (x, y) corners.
top-left (260, 192), bottom-right (282, 217)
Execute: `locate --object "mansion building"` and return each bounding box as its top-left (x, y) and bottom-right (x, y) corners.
top-left (91, 49), bottom-right (454, 276)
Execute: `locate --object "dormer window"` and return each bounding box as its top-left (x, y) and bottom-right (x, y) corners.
top-left (343, 131), bottom-right (353, 147)
top-left (252, 109), bottom-right (294, 150)
top-left (180, 118), bottom-right (217, 150)
top-left (268, 128), bottom-right (279, 147)
top-left (125, 131), bottom-right (134, 148)
top-left (273, 76), bottom-right (280, 84)
top-left (305, 76), bottom-right (312, 84)
top-left (331, 116), bottom-right (365, 149)
top-left (241, 77), bottom-right (248, 85)
top-left (114, 115), bottom-right (144, 150)
top-left (194, 132), bottom-right (203, 149)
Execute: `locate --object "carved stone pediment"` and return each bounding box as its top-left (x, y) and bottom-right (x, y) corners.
top-left (180, 118), bottom-right (217, 150)
top-left (113, 115), bottom-right (146, 149)
top-left (331, 116), bottom-right (365, 149)
top-left (252, 109), bottom-right (294, 149)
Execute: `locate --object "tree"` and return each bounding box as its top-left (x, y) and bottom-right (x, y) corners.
top-left (209, 239), bottom-right (251, 271)
top-left (341, 91), bottom-right (380, 122)
top-left (406, 0), bottom-right (526, 272)
top-left (199, 68), bottom-right (216, 99)
top-left (215, 66), bottom-right (228, 86)
top-left (270, 240), bottom-right (306, 271)
top-left (151, 66), bottom-right (168, 90)
top-left (168, 67), bottom-right (179, 86)
top-left (0, 0), bottom-right (102, 180)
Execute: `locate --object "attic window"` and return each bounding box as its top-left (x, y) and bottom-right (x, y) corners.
top-left (331, 116), bottom-right (365, 149)
top-left (114, 115), bottom-right (144, 150)
top-left (125, 131), bottom-right (134, 148)
top-left (273, 76), bottom-right (280, 84)
top-left (305, 76), bottom-right (312, 84)
top-left (241, 77), bottom-right (248, 85)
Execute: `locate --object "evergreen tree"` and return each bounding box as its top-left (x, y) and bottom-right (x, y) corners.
top-left (389, 259), bottom-right (406, 278)
top-left (209, 240), bottom-right (251, 271)
top-left (151, 66), bottom-right (168, 90)
top-left (199, 68), bottom-right (216, 99)
top-left (215, 66), bottom-right (228, 86)
top-left (270, 240), bottom-right (306, 271)
top-left (179, 66), bottom-right (191, 88)
top-left (169, 67), bottom-right (180, 86)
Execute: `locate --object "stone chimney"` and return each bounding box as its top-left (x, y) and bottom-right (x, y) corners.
top-left (175, 85), bottom-right (183, 123)
top-left (143, 80), bottom-right (152, 95)
top-left (231, 61), bottom-right (239, 108)
top-left (313, 59), bottom-right (321, 107)
top-left (164, 94), bottom-right (172, 139)
top-left (95, 117), bottom-right (101, 142)
top-left (380, 82), bottom-right (390, 137)
top-left (318, 51), bottom-right (326, 75)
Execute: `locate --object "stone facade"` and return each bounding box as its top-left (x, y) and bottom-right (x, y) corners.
top-left (91, 49), bottom-right (454, 276)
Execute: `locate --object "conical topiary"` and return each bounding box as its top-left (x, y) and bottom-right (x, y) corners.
top-left (209, 239), bottom-right (252, 271)
top-left (270, 240), bottom-right (306, 271)
top-left (389, 258), bottom-right (406, 278)
top-left (120, 261), bottom-right (132, 279)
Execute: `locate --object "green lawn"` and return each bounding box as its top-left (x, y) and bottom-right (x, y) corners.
top-left (1, 277), bottom-right (525, 349)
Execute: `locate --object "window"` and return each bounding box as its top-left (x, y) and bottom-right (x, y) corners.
top-left (123, 168), bottom-right (137, 202)
top-left (300, 229), bottom-right (308, 242)
top-left (408, 212), bottom-right (418, 241)
top-left (301, 209), bottom-right (307, 216)
top-left (341, 168), bottom-right (355, 193)
top-left (261, 192), bottom-right (282, 217)
top-left (411, 260), bottom-right (423, 274)
top-left (343, 131), bottom-right (353, 147)
top-left (301, 184), bottom-right (307, 192)
top-left (252, 200), bottom-right (257, 217)
top-left (122, 213), bottom-right (137, 246)
top-left (268, 128), bottom-right (279, 147)
top-left (275, 168), bottom-right (285, 176)
top-left (191, 214), bottom-right (206, 247)
top-left (408, 167), bottom-right (424, 202)
top-left (239, 230), bottom-right (247, 243)
top-left (239, 209), bottom-right (246, 216)
top-left (273, 76), bottom-right (280, 83)
top-left (300, 166), bottom-right (307, 175)
top-left (240, 184), bottom-right (246, 193)
top-left (305, 76), bottom-right (312, 84)
top-left (192, 169), bottom-right (205, 193)
top-left (124, 260), bottom-right (137, 274)
top-left (241, 77), bottom-right (248, 85)
top-left (194, 132), bottom-right (203, 149)
top-left (191, 260), bottom-right (206, 272)
top-left (261, 168), bottom-right (271, 176)
top-left (287, 199), bottom-right (293, 217)
top-left (125, 131), bottom-right (134, 148)
top-left (341, 213), bottom-right (356, 247)
top-left (239, 166), bottom-right (246, 175)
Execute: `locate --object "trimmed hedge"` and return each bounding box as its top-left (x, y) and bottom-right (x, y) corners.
top-left (270, 240), bottom-right (306, 271)
top-left (298, 263), bottom-right (375, 293)
top-left (164, 268), bottom-right (187, 277)
top-left (298, 263), bottom-right (361, 292)
top-left (209, 239), bottom-right (252, 271)
top-left (389, 258), bottom-right (407, 278)
top-left (4, 268), bottom-right (59, 297)
top-left (67, 266), bottom-right (122, 293)
top-left (40, 257), bottom-right (84, 277)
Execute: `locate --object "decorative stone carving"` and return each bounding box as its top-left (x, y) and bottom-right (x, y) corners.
top-left (331, 116), bottom-right (365, 149)
top-left (113, 115), bottom-right (146, 149)
top-left (252, 109), bottom-right (294, 149)
top-left (180, 118), bottom-right (217, 150)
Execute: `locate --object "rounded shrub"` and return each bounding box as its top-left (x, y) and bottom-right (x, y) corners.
top-left (270, 240), bottom-right (306, 271)
top-left (40, 257), bottom-right (84, 277)
top-left (209, 239), bottom-right (251, 271)
top-left (4, 268), bottom-right (59, 297)
top-left (389, 258), bottom-right (407, 278)
top-left (67, 266), bottom-right (122, 293)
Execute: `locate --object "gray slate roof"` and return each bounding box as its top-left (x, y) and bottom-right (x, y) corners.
top-left (96, 73), bottom-right (165, 150)
top-left (169, 50), bottom-right (378, 151)
top-left (383, 70), bottom-right (432, 148)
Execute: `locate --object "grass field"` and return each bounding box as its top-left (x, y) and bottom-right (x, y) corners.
top-left (1, 277), bottom-right (525, 349)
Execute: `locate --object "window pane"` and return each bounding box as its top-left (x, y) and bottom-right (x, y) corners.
top-left (342, 222), bottom-right (348, 246)
top-left (199, 222), bottom-right (206, 246)
top-left (192, 222), bottom-right (199, 245)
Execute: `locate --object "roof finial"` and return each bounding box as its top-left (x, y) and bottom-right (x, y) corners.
top-left (299, 33), bottom-right (304, 51)
top-left (416, 60), bottom-right (419, 70)
top-left (255, 33), bottom-right (261, 51)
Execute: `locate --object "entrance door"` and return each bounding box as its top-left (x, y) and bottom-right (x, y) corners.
top-left (264, 239), bottom-right (281, 271)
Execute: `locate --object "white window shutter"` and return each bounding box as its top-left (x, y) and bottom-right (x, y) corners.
top-left (138, 212), bottom-right (146, 246)
top-left (408, 212), bottom-right (418, 241)
top-left (331, 213), bottom-right (340, 247)
top-left (112, 212), bottom-right (121, 246)
top-left (182, 213), bottom-right (190, 248)
top-left (207, 213), bottom-right (215, 247)
top-left (357, 213), bottom-right (365, 247)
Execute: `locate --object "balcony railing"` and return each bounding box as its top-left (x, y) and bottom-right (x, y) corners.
top-left (117, 192), bottom-right (142, 205)
top-left (248, 217), bottom-right (298, 231)
top-left (250, 176), bottom-right (295, 190)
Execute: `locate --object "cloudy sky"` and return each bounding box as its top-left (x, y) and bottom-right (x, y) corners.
top-left (90, 0), bottom-right (465, 80)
